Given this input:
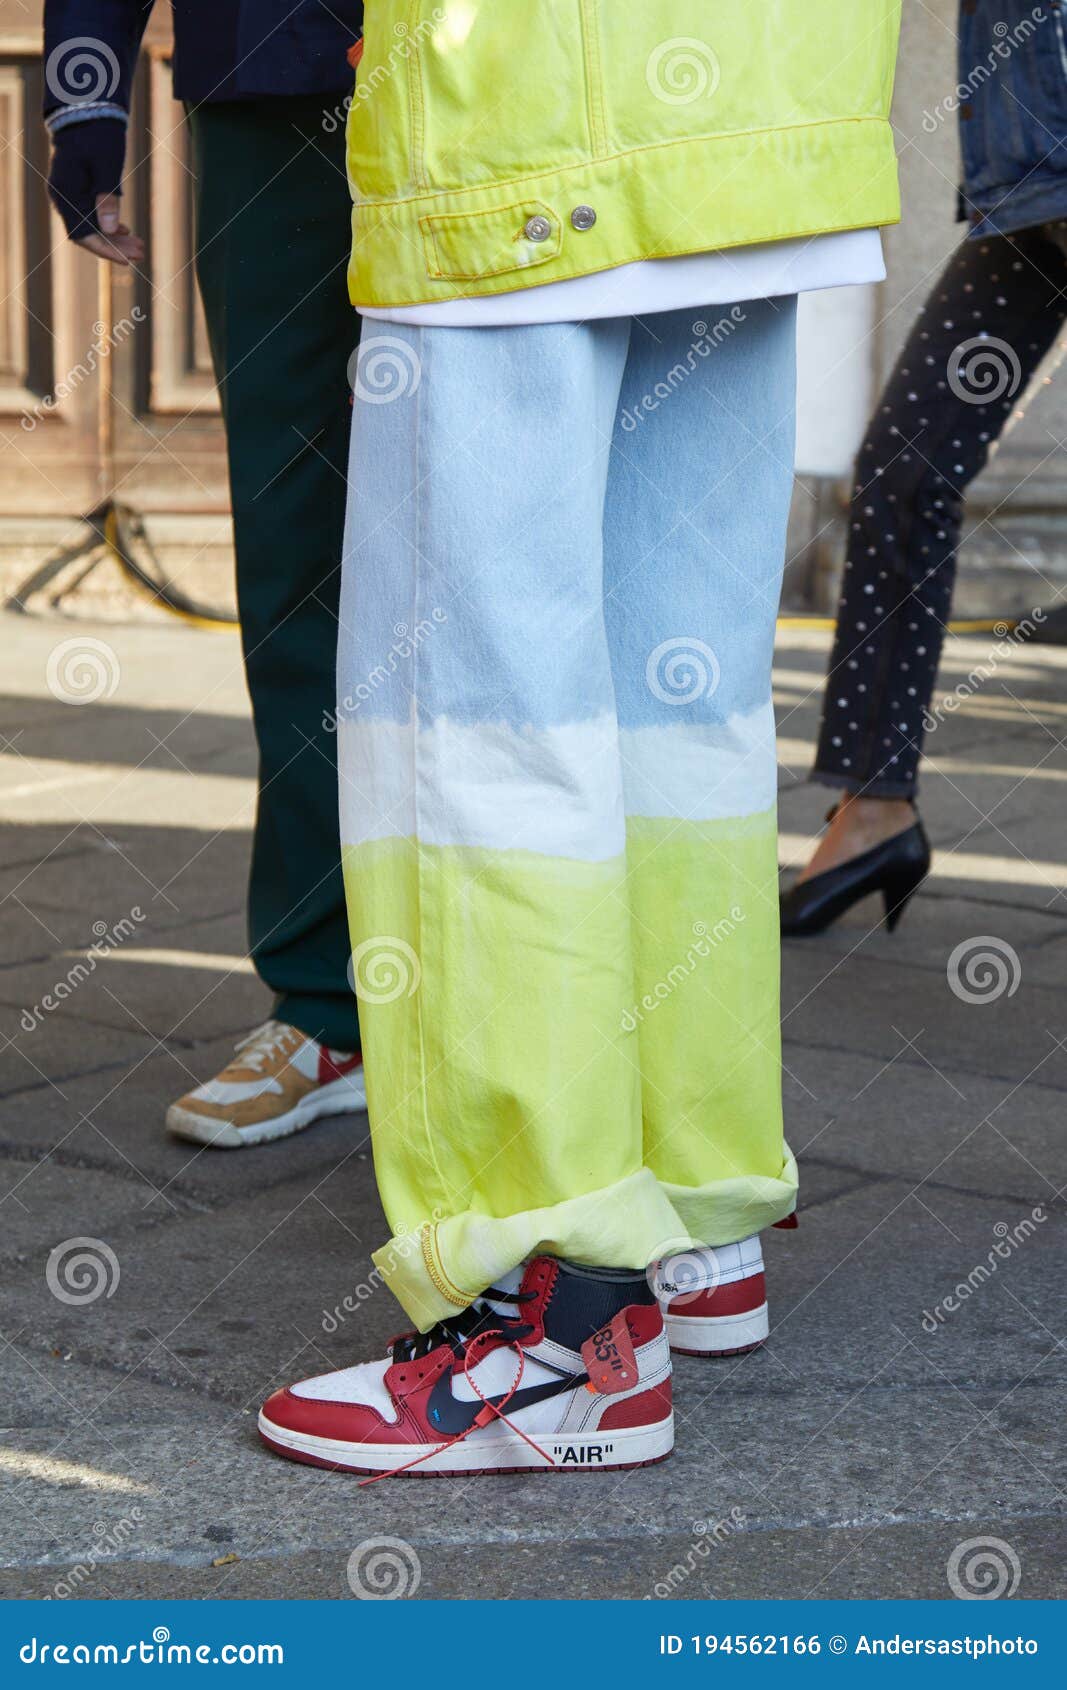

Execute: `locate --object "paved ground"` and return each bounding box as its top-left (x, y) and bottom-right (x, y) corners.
top-left (0, 611), bottom-right (1064, 1602)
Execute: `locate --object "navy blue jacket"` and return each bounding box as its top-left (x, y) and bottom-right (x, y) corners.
top-left (958, 1), bottom-right (1067, 235)
top-left (43, 1), bottom-right (362, 115)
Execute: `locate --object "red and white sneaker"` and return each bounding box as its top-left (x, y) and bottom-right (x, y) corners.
top-left (259, 1257), bottom-right (673, 1476)
top-left (166, 1019), bottom-right (365, 1149)
top-left (654, 1235), bottom-right (768, 1358)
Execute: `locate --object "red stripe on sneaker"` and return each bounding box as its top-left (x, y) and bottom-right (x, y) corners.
top-left (600, 1380), bottom-right (672, 1430)
top-left (670, 1272), bottom-right (765, 1317)
top-left (317, 1048), bottom-right (363, 1085)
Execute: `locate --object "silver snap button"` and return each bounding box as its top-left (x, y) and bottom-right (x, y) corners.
top-left (524, 215), bottom-right (552, 243)
top-left (571, 205), bottom-right (597, 231)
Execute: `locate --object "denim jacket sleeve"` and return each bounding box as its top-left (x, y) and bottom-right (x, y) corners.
top-left (957, 0), bottom-right (1067, 234)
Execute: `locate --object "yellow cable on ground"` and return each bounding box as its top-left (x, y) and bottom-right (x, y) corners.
top-left (104, 505), bottom-right (238, 631)
top-left (776, 616), bottom-right (1015, 634)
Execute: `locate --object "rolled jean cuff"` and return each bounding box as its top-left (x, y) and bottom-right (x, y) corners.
top-left (809, 766), bottom-right (917, 801)
top-left (662, 1147), bottom-right (798, 1246)
top-left (372, 1168), bottom-right (695, 1332)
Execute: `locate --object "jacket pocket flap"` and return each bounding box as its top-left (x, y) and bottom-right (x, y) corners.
top-left (420, 200), bottom-right (562, 282)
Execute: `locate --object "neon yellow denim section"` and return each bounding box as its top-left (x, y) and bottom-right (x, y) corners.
top-left (342, 815), bottom-right (797, 1331)
top-left (345, 0), bottom-right (902, 307)
top-left (625, 810), bottom-right (788, 1243)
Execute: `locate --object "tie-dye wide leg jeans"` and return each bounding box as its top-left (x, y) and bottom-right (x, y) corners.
top-left (338, 300), bottom-right (799, 1328)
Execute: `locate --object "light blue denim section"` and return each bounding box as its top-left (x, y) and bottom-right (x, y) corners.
top-left (605, 299), bottom-right (797, 730)
top-left (337, 299), bottom-right (796, 734)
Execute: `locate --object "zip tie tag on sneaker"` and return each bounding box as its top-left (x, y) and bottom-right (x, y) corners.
top-left (581, 1309), bottom-right (638, 1395)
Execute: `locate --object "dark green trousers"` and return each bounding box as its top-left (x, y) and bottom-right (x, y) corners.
top-left (190, 97), bottom-right (360, 1052)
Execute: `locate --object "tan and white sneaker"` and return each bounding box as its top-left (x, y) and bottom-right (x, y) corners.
top-left (166, 1020), bottom-right (366, 1149)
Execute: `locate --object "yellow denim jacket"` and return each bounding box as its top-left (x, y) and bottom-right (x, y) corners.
top-left (346, 0), bottom-right (902, 308)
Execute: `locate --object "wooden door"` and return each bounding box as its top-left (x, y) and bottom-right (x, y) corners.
top-left (0, 2), bottom-right (228, 522)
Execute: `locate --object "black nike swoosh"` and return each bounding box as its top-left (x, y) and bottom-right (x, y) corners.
top-left (426, 1366), bottom-right (584, 1437)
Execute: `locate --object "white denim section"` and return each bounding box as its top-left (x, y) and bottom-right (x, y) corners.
top-left (338, 708), bottom-right (626, 860)
top-left (619, 701), bottom-right (778, 822)
top-left (338, 703), bottom-right (775, 856)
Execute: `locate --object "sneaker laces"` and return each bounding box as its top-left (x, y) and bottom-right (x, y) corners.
top-left (232, 1020), bottom-right (300, 1073)
top-left (362, 1286), bottom-right (565, 1486)
top-left (390, 1284), bottom-right (536, 1365)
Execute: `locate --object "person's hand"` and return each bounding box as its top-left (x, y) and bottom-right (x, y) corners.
top-left (47, 119), bottom-right (144, 266)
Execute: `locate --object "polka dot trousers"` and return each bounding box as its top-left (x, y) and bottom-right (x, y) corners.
top-left (812, 222), bottom-right (1067, 799)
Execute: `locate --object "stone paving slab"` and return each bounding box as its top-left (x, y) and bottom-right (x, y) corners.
top-left (0, 913), bottom-right (270, 1046)
top-left (781, 1053), bottom-right (1064, 1204)
top-left (781, 945), bottom-right (1067, 1092)
top-left (0, 1170), bottom-right (389, 1407)
top-left (0, 1158), bottom-right (189, 1267)
top-left (0, 1040), bottom-right (368, 1208)
top-left (0, 898), bottom-right (117, 971)
top-left (759, 1183), bottom-right (1064, 1394)
top-left (2, 1519), bottom-right (1065, 1601)
top-left (3, 619), bottom-right (248, 716)
top-left (0, 828), bottom-right (254, 940)
top-left (7, 703), bottom-right (252, 784)
top-left (2, 1346), bottom-right (234, 1433)
top-left (964, 811), bottom-right (1067, 901)
top-left (0, 1003), bottom-right (154, 1102)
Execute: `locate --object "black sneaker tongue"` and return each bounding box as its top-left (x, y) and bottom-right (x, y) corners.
top-left (541, 1258), bottom-right (656, 1353)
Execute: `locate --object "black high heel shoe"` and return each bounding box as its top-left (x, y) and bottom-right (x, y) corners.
top-left (780, 810), bottom-right (931, 937)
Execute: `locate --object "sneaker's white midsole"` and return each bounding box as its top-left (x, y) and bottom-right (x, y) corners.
top-left (167, 1072), bottom-right (366, 1149)
top-left (666, 1303), bottom-right (768, 1354)
top-left (258, 1409), bottom-right (674, 1473)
